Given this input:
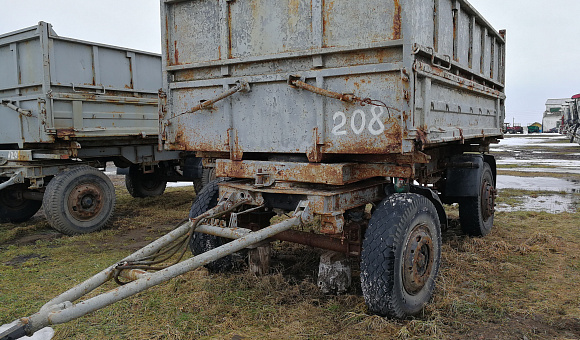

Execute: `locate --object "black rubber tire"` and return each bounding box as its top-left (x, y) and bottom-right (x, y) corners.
top-left (459, 162), bottom-right (495, 236)
top-left (188, 178), bottom-right (237, 273)
top-left (125, 165), bottom-right (167, 198)
top-left (43, 166), bottom-right (116, 235)
top-left (0, 183), bottom-right (42, 223)
top-left (193, 178), bottom-right (204, 194)
top-left (201, 167), bottom-right (216, 188)
top-left (360, 193), bottom-right (441, 318)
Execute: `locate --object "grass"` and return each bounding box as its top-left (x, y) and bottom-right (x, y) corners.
top-left (497, 169), bottom-right (580, 181)
top-left (497, 164), bottom-right (560, 169)
top-left (1, 185), bottom-right (579, 339)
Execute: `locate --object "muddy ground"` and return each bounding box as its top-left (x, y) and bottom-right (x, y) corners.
top-left (492, 133), bottom-right (580, 213)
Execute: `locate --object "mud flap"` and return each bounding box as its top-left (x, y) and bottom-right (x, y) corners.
top-left (444, 154), bottom-right (484, 199)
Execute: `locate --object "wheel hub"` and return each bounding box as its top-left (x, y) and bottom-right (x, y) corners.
top-left (403, 224), bottom-right (434, 295)
top-left (67, 184), bottom-right (104, 221)
top-left (481, 180), bottom-right (496, 221)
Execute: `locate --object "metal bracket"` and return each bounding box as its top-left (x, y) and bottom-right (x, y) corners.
top-left (70, 83), bottom-right (106, 95)
top-left (425, 46), bottom-right (452, 71)
top-left (293, 200), bottom-right (313, 224)
top-left (254, 169), bottom-right (275, 188)
top-left (1, 100), bottom-right (33, 117)
top-left (320, 212), bottom-right (345, 234)
top-left (0, 171), bottom-right (25, 191)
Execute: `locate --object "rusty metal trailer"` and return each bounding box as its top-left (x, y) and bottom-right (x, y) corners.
top-left (0, 22), bottom-right (203, 235)
top-left (158, 0), bottom-right (505, 316)
top-left (1, 0), bottom-right (505, 338)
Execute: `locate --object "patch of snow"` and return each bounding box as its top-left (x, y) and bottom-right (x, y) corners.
top-left (496, 194), bottom-right (577, 214)
top-left (0, 321), bottom-right (54, 340)
top-left (497, 175), bottom-right (580, 193)
top-left (167, 181), bottom-right (194, 188)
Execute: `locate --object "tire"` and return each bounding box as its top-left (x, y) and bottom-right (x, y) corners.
top-left (201, 167), bottom-right (216, 188)
top-left (0, 183), bottom-right (42, 223)
top-left (188, 178), bottom-right (237, 273)
top-left (43, 166), bottom-right (116, 235)
top-left (459, 162), bottom-right (495, 236)
top-left (125, 165), bottom-right (167, 198)
top-left (193, 178), bottom-right (204, 194)
top-left (192, 167), bottom-right (216, 195)
top-left (360, 193), bottom-right (441, 318)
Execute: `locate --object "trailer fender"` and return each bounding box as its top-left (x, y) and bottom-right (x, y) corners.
top-left (385, 184), bottom-right (447, 231)
top-left (410, 185), bottom-right (448, 231)
top-left (444, 154), bottom-right (485, 198)
top-left (483, 154), bottom-right (497, 186)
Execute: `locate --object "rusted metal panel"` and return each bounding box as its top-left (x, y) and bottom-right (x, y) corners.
top-left (219, 178), bottom-right (387, 216)
top-left (216, 159), bottom-right (412, 185)
top-left (0, 22), bottom-right (161, 147)
top-left (161, 0), bottom-right (506, 161)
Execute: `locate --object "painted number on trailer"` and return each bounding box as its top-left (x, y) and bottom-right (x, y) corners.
top-left (8, 151), bottom-right (18, 160)
top-left (332, 107), bottom-right (386, 136)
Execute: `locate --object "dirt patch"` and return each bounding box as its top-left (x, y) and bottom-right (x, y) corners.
top-left (453, 314), bottom-right (580, 340)
top-left (114, 224), bottom-right (176, 252)
top-left (4, 253), bottom-right (49, 267)
top-left (7, 232), bottom-right (63, 246)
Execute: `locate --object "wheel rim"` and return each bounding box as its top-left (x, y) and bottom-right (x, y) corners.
top-left (67, 183), bottom-right (104, 221)
top-left (402, 223), bottom-right (435, 295)
top-left (481, 179), bottom-right (496, 222)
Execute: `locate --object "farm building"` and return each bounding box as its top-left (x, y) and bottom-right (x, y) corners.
top-left (543, 98), bottom-right (568, 131)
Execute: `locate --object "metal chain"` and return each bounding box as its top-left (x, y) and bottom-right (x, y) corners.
top-left (289, 79), bottom-right (396, 118)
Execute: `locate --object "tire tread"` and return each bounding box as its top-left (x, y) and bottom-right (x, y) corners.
top-left (43, 165), bottom-right (115, 235)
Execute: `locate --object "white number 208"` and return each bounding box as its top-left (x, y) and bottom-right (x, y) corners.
top-left (331, 106), bottom-right (385, 136)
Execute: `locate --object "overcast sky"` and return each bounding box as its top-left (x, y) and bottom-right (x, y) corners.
top-left (1, 0), bottom-right (579, 126)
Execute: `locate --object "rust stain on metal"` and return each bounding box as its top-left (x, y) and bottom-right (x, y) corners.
top-left (392, 0), bottom-right (402, 40)
top-left (272, 229), bottom-right (360, 255)
top-left (416, 127), bottom-right (428, 150)
top-left (217, 159), bottom-right (411, 185)
top-left (174, 41), bottom-right (180, 65)
top-left (289, 0), bottom-right (300, 15)
top-left (165, 18), bottom-right (172, 65)
top-left (291, 80), bottom-right (355, 103)
top-left (56, 128), bottom-right (76, 138)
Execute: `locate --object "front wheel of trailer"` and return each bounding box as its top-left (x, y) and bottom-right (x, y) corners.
top-left (360, 193), bottom-right (441, 318)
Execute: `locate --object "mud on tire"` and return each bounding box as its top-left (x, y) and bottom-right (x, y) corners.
top-left (360, 193), bottom-right (441, 318)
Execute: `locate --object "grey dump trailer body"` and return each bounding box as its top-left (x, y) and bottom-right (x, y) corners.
top-left (0, 2), bottom-right (507, 338)
top-left (0, 22), bottom-right (201, 235)
top-left (160, 0), bottom-right (505, 158)
top-left (0, 22), bottom-right (161, 146)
